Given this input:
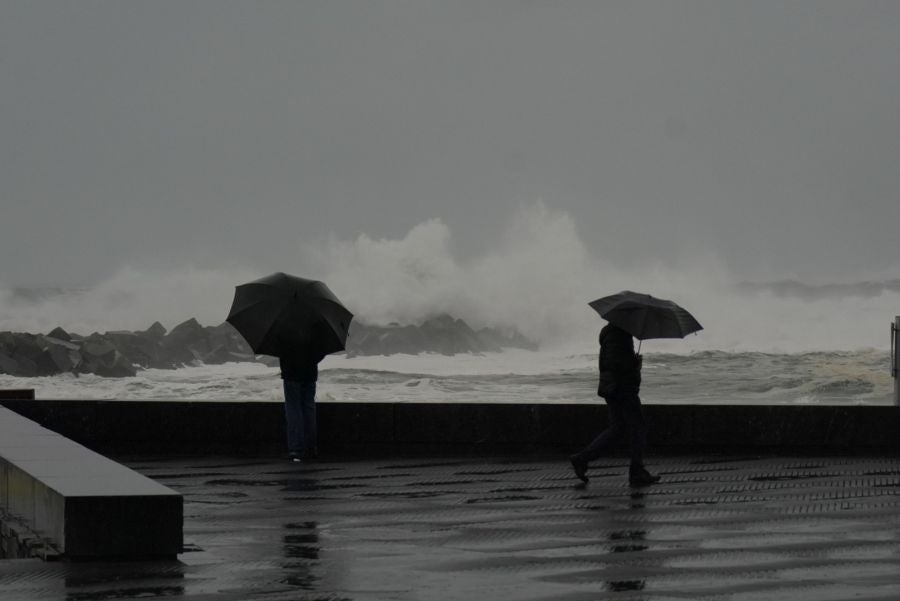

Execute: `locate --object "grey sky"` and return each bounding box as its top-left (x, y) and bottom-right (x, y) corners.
top-left (2, 1), bottom-right (899, 287)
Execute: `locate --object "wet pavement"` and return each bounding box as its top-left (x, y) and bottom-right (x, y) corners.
top-left (1, 454), bottom-right (899, 600)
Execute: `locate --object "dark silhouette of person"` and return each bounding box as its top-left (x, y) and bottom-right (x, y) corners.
top-left (569, 323), bottom-right (660, 486)
top-left (279, 343), bottom-right (326, 463)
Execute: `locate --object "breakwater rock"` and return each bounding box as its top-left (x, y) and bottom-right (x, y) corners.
top-left (0, 315), bottom-right (536, 377)
top-left (346, 315), bottom-right (537, 357)
top-left (0, 320), bottom-right (256, 378)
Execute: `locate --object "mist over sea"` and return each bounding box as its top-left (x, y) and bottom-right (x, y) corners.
top-left (1, 206), bottom-right (897, 404)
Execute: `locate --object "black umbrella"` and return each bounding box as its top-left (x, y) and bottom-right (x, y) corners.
top-left (226, 272), bottom-right (353, 357)
top-left (589, 290), bottom-right (702, 348)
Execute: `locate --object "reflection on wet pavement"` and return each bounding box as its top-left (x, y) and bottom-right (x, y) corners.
top-left (606, 579), bottom-right (646, 592)
top-left (280, 521), bottom-right (319, 589)
top-left (609, 529), bottom-right (648, 553)
top-left (1, 455), bottom-right (899, 600)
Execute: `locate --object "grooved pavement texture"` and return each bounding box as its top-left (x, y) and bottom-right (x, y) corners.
top-left (1, 454), bottom-right (899, 600)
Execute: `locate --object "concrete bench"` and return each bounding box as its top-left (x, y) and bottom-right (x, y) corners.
top-left (0, 407), bottom-right (182, 559)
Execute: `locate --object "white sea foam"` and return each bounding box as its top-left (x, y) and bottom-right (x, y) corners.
top-left (0, 347), bottom-right (891, 405)
top-left (0, 266), bottom-right (259, 335)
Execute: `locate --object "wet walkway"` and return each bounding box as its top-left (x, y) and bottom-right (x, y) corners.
top-left (2, 454), bottom-right (899, 600)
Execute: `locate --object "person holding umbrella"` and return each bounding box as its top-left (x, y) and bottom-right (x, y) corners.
top-left (570, 291), bottom-right (702, 486)
top-left (227, 273), bottom-right (353, 463)
top-left (278, 323), bottom-right (328, 462)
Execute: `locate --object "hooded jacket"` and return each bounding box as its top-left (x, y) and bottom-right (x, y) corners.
top-left (597, 324), bottom-right (641, 397)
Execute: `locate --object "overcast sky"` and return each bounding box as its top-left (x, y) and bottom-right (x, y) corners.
top-left (2, 1), bottom-right (899, 288)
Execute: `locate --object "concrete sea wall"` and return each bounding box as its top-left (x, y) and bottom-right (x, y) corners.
top-left (1, 399), bottom-right (898, 456)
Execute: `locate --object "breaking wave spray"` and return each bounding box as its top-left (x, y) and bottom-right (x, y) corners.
top-left (1, 202), bottom-right (898, 353)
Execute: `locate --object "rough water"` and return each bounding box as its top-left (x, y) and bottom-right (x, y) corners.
top-left (0, 347), bottom-right (891, 405)
top-left (2, 207), bottom-right (898, 405)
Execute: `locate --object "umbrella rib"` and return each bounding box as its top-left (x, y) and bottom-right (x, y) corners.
top-left (228, 274), bottom-right (353, 357)
top-left (253, 303), bottom-right (299, 354)
top-left (589, 292), bottom-right (701, 340)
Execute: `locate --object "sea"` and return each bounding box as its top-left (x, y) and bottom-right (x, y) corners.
top-left (0, 346), bottom-right (892, 405)
top-left (2, 211), bottom-right (899, 405)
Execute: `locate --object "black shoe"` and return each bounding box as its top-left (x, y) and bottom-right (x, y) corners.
top-left (629, 467), bottom-right (660, 487)
top-left (288, 452), bottom-right (302, 463)
top-left (569, 455), bottom-right (589, 483)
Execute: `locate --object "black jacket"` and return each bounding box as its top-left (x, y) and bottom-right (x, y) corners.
top-left (597, 324), bottom-right (641, 397)
top-left (279, 349), bottom-right (325, 382)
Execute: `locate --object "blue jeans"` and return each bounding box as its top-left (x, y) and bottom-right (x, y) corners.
top-left (283, 380), bottom-right (317, 455)
top-left (574, 386), bottom-right (647, 470)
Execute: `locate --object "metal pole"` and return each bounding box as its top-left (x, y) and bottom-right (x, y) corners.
top-left (894, 317), bottom-right (900, 406)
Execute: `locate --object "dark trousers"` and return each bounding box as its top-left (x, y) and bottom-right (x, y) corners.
top-left (283, 380), bottom-right (317, 454)
top-left (574, 387), bottom-right (647, 470)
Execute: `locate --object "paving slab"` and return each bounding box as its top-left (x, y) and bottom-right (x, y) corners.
top-left (1, 454), bottom-right (899, 600)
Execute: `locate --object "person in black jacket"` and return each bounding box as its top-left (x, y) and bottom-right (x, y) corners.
top-left (279, 344), bottom-right (326, 463)
top-left (569, 323), bottom-right (660, 486)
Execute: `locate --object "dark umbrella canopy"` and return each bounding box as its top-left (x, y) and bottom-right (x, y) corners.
top-left (589, 290), bottom-right (702, 340)
top-left (226, 272), bottom-right (353, 357)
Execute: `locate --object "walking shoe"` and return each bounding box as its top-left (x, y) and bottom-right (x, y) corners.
top-left (288, 452), bottom-right (302, 463)
top-left (628, 467), bottom-right (660, 487)
top-left (569, 455), bottom-right (589, 483)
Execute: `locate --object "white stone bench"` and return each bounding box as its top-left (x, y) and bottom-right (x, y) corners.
top-left (0, 407), bottom-right (182, 559)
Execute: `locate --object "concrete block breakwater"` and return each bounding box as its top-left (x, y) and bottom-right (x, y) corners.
top-left (1, 400), bottom-right (897, 455)
top-left (0, 314), bottom-right (535, 378)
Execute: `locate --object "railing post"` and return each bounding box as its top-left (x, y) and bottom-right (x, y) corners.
top-left (894, 317), bottom-right (900, 406)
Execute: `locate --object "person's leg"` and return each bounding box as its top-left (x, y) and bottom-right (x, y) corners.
top-left (618, 390), bottom-right (659, 485)
top-left (570, 400), bottom-right (626, 482)
top-left (577, 401), bottom-right (626, 463)
top-left (617, 390), bottom-right (647, 470)
top-left (299, 381), bottom-right (318, 458)
top-left (283, 380), bottom-right (303, 458)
